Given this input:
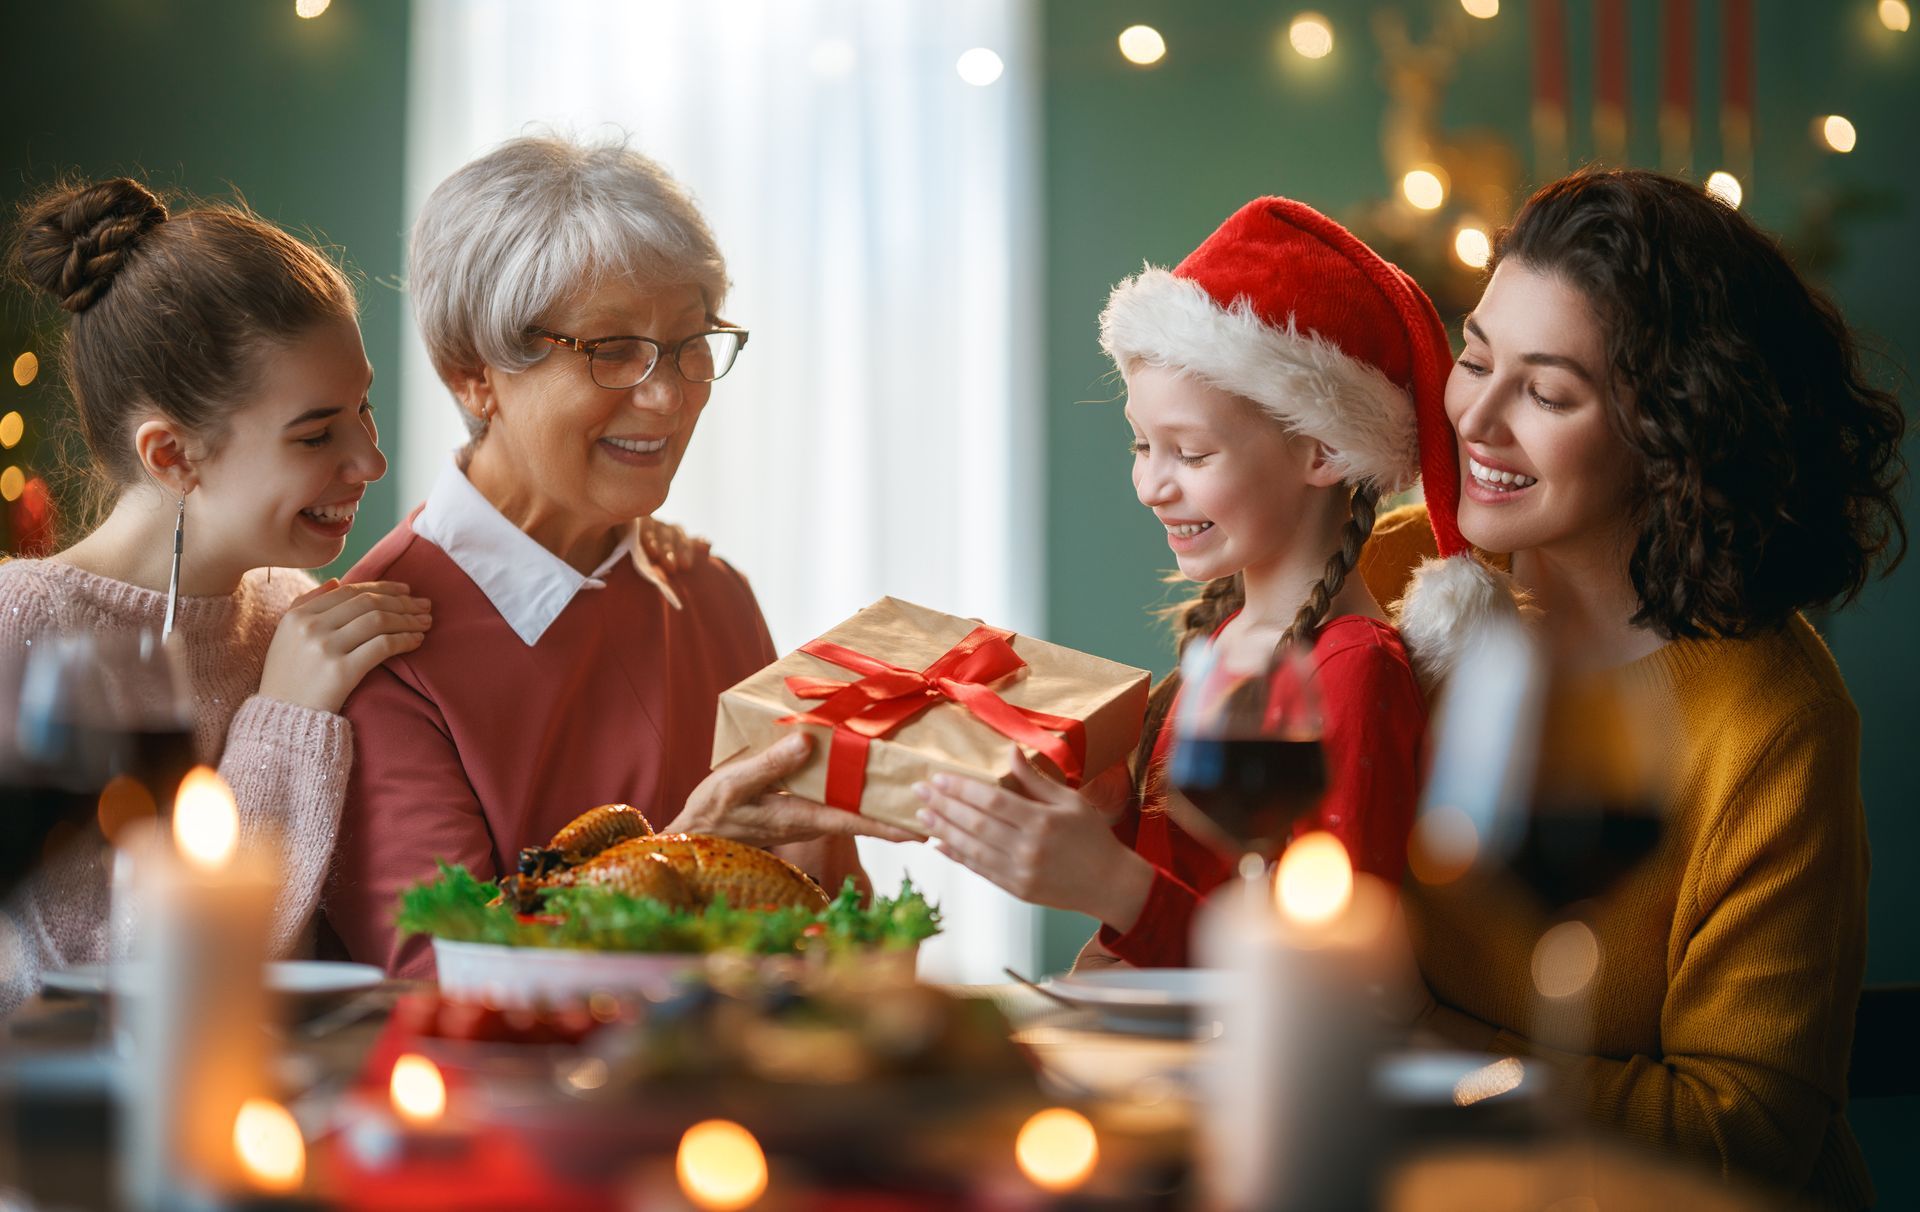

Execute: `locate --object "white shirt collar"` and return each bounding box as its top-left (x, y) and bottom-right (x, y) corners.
top-left (413, 458), bottom-right (683, 646)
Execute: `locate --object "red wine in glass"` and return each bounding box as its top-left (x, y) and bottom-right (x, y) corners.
top-left (1168, 637), bottom-right (1327, 857)
top-left (1502, 796), bottom-right (1665, 911)
top-left (113, 726), bottom-right (200, 818)
top-left (1169, 736), bottom-right (1328, 853)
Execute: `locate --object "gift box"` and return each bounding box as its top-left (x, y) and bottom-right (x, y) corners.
top-left (712, 597), bottom-right (1151, 833)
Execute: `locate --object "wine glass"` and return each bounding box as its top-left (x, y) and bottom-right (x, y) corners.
top-left (0, 629), bottom-right (194, 905)
top-left (0, 635), bottom-right (117, 899)
top-left (1410, 618), bottom-right (1670, 1201)
top-left (92, 630), bottom-right (197, 845)
top-left (1166, 634), bottom-right (1328, 863)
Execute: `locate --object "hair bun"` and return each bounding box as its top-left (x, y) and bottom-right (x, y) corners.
top-left (14, 178), bottom-right (169, 313)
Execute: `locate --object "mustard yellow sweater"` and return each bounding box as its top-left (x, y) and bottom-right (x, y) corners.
top-left (1360, 504), bottom-right (1873, 1210)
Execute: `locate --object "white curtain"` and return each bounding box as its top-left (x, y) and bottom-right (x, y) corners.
top-left (404, 0), bottom-right (1046, 980)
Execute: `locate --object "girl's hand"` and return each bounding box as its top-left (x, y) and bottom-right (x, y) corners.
top-left (258, 579), bottom-right (432, 715)
top-left (913, 747), bottom-right (1155, 931)
top-left (639, 516), bottom-right (710, 574)
top-left (669, 732), bottom-right (922, 847)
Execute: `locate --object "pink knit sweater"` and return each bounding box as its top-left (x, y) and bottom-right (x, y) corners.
top-left (0, 559), bottom-right (351, 1012)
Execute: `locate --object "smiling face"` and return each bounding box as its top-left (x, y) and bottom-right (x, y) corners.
top-left (465, 277), bottom-right (713, 548)
top-left (1446, 261), bottom-right (1640, 560)
top-left (1126, 362), bottom-right (1324, 584)
top-left (189, 316), bottom-right (385, 572)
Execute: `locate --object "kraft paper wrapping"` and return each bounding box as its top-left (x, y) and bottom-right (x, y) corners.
top-left (712, 597), bottom-right (1150, 833)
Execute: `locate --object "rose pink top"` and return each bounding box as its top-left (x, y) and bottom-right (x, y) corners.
top-left (324, 505), bottom-right (799, 975)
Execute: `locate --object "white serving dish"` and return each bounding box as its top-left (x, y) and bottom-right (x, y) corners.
top-left (431, 938), bottom-right (707, 1008)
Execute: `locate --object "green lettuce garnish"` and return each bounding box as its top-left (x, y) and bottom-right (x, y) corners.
top-left (394, 860), bottom-right (941, 955)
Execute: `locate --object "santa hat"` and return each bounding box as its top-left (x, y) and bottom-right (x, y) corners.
top-left (1098, 196), bottom-right (1519, 686)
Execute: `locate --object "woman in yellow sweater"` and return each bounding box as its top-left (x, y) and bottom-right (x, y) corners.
top-left (1361, 170), bottom-right (1905, 1209)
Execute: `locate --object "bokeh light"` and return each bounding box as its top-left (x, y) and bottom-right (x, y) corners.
top-left (1820, 114), bottom-right (1858, 153)
top-left (294, 0), bottom-right (330, 17)
top-left (389, 1053), bottom-right (447, 1125)
top-left (1118, 25), bottom-right (1167, 66)
top-left (1532, 920), bottom-right (1601, 999)
top-left (173, 766), bottom-right (239, 871)
top-left (1288, 14), bottom-right (1334, 60)
top-left (12, 352), bottom-right (38, 387)
top-left (1275, 831), bottom-right (1354, 926)
top-left (1015, 1107), bottom-right (1099, 1193)
top-left (1409, 803), bottom-right (1481, 884)
top-left (956, 47), bottom-right (1005, 87)
top-left (1401, 166), bottom-right (1448, 211)
top-left (0, 411), bottom-right (22, 448)
top-left (233, 1098), bottom-right (306, 1192)
top-left (1705, 171), bottom-right (1743, 209)
top-left (1881, 1), bottom-right (1910, 33)
top-left (1461, 0), bottom-right (1500, 18)
top-left (676, 1119), bottom-right (769, 1211)
top-left (1453, 225), bottom-right (1492, 269)
top-left (1452, 1057), bottom-right (1525, 1106)
top-left (0, 467), bottom-right (22, 503)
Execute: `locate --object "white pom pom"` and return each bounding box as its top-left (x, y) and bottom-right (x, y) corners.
top-left (1393, 555), bottom-right (1527, 691)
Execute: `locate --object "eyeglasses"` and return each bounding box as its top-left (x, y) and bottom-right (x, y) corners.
top-left (525, 325), bottom-right (749, 390)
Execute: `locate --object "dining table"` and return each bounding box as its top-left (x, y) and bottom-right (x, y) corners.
top-left (0, 973), bottom-right (1786, 1212)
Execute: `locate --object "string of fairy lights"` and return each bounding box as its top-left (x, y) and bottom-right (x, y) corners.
top-left (1107, 1), bottom-right (1896, 273)
top-left (3, 0), bottom-right (1905, 555)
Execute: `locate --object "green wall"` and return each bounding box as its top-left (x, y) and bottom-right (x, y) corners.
top-left (1039, 0), bottom-right (1920, 978)
top-left (1039, 1), bottom-right (1920, 1198)
top-left (0, 0), bottom-right (411, 574)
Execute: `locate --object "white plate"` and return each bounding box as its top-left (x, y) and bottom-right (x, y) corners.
top-left (1040, 968), bottom-right (1229, 1010)
top-left (1037, 968), bottom-right (1229, 1034)
top-left (42, 960), bottom-right (384, 998)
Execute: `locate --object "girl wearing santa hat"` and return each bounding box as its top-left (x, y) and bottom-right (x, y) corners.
top-left (915, 197), bottom-right (1466, 967)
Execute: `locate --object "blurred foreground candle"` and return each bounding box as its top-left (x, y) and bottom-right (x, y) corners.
top-left (1196, 836), bottom-right (1392, 1211)
top-left (676, 1119), bottom-right (769, 1212)
top-left (122, 766), bottom-right (280, 1209)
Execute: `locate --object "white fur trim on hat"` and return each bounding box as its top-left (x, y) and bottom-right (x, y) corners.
top-left (1393, 554), bottom-right (1528, 691)
top-left (1100, 268), bottom-right (1422, 492)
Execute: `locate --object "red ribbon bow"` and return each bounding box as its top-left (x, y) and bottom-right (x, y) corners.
top-left (778, 625), bottom-right (1089, 812)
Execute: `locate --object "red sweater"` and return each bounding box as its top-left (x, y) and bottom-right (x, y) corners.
top-left (324, 513), bottom-right (784, 977)
top-left (1098, 615), bottom-right (1426, 967)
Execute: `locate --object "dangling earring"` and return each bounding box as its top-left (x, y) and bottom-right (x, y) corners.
top-left (161, 494), bottom-right (185, 642)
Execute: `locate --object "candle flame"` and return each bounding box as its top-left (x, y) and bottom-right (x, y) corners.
top-left (390, 1053), bottom-right (447, 1125)
top-left (1015, 1107), bottom-right (1099, 1193)
top-left (233, 1097), bottom-right (305, 1192)
top-left (676, 1119), bottom-right (769, 1211)
top-left (173, 766), bottom-right (239, 870)
top-left (1275, 831), bottom-right (1354, 926)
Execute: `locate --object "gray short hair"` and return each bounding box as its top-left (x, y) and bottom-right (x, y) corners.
top-left (408, 134), bottom-right (729, 427)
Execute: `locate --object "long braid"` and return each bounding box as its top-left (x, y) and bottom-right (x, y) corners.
top-left (1278, 483), bottom-right (1380, 653)
top-left (1130, 573), bottom-right (1245, 793)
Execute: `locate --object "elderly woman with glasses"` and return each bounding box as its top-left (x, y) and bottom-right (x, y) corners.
top-left (324, 135), bottom-right (910, 976)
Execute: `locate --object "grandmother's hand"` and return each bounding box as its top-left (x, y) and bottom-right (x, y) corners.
top-left (639, 516), bottom-right (710, 574)
top-left (668, 733), bottom-right (921, 847)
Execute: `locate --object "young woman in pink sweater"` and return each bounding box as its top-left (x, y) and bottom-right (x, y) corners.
top-left (0, 178), bottom-right (428, 1011)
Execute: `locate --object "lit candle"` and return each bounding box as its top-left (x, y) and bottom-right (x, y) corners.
top-left (676, 1119), bottom-right (768, 1212)
top-left (341, 1051), bottom-right (470, 1170)
top-left (1194, 836), bottom-right (1390, 1212)
top-left (122, 766), bottom-right (280, 1208)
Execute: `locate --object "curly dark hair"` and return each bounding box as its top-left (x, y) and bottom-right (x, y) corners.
top-left (1492, 169), bottom-right (1909, 638)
